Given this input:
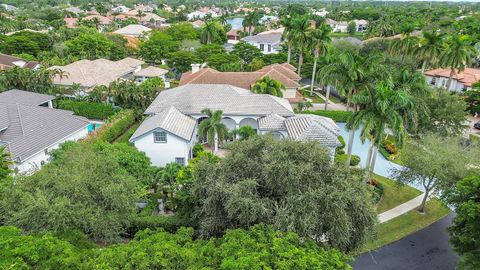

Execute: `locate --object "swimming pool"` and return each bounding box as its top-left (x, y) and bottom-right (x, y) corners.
top-left (87, 123), bottom-right (103, 133)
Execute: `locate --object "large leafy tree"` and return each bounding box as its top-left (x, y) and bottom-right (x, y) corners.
top-left (66, 32), bottom-right (127, 60)
top-left (446, 176), bottom-right (480, 270)
top-left (166, 50), bottom-right (199, 73)
top-left (191, 136), bottom-right (377, 252)
top-left (198, 108), bottom-right (228, 152)
top-left (0, 142), bottom-right (145, 242)
top-left (194, 44), bottom-right (226, 63)
top-left (392, 135), bottom-right (480, 213)
top-left (139, 31), bottom-right (179, 64)
top-left (200, 20), bottom-right (226, 45)
top-left (251, 76), bottom-right (285, 97)
top-left (165, 22), bottom-right (199, 41)
top-left (231, 41), bottom-right (263, 65)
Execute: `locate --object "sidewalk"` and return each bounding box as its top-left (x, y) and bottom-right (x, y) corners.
top-left (377, 193), bottom-right (429, 223)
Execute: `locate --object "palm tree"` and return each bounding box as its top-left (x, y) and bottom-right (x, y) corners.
top-left (389, 24), bottom-right (418, 58)
top-left (347, 80), bottom-right (414, 179)
top-left (291, 15), bottom-right (312, 76)
top-left (440, 34), bottom-right (476, 90)
top-left (415, 30), bottom-right (445, 72)
top-left (281, 16), bottom-right (295, 64)
top-left (198, 108), bottom-right (228, 152)
top-left (158, 162), bottom-right (182, 202)
top-left (308, 23), bottom-right (332, 95)
top-left (200, 20), bottom-right (218, 44)
top-left (251, 76), bottom-right (285, 97)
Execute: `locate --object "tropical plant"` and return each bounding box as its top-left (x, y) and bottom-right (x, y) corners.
top-left (347, 80), bottom-right (414, 179)
top-left (308, 23), bottom-right (331, 95)
top-left (415, 30), bottom-right (445, 72)
top-left (251, 76), bottom-right (285, 97)
top-left (440, 34), bottom-right (476, 90)
top-left (0, 146), bottom-right (12, 180)
top-left (198, 108), bottom-right (228, 152)
top-left (290, 15), bottom-right (312, 76)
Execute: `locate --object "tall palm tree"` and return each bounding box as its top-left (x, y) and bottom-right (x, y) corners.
top-left (440, 34), bottom-right (476, 90)
top-left (251, 76), bottom-right (285, 97)
top-left (198, 108), bottom-right (228, 152)
top-left (389, 24), bottom-right (418, 58)
top-left (415, 30), bottom-right (445, 72)
top-left (308, 23), bottom-right (332, 95)
top-left (281, 16), bottom-right (295, 64)
top-left (200, 20), bottom-right (218, 44)
top-left (291, 15), bottom-right (312, 76)
top-left (347, 80), bottom-right (414, 179)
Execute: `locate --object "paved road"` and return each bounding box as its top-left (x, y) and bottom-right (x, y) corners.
top-left (353, 213), bottom-right (459, 270)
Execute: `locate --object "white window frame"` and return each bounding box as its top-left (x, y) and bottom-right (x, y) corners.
top-left (153, 131), bottom-right (167, 143)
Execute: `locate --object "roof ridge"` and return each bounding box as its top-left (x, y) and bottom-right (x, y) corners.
top-left (15, 103), bottom-right (25, 136)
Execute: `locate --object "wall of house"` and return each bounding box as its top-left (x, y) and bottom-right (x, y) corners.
top-left (426, 75), bottom-right (470, 92)
top-left (245, 41), bottom-right (279, 54)
top-left (283, 88), bottom-right (297, 99)
top-left (133, 128), bottom-right (194, 167)
top-left (15, 127), bottom-right (89, 174)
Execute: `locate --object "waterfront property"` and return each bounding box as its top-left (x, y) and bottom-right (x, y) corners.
top-left (130, 84), bottom-right (341, 167)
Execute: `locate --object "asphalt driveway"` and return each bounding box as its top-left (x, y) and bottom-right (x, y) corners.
top-left (353, 213), bottom-right (459, 270)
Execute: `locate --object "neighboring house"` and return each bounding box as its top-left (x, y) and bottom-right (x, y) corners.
top-left (326, 18), bottom-right (348, 33)
top-left (130, 84), bottom-right (340, 167)
top-left (50, 58), bottom-right (144, 93)
top-left (0, 54), bottom-right (40, 70)
top-left (135, 4), bottom-right (155, 13)
top-left (83, 15), bottom-right (112, 30)
top-left (112, 5), bottom-right (130, 13)
top-left (179, 63), bottom-right (302, 100)
top-left (113, 24), bottom-right (152, 38)
top-left (0, 90), bottom-right (89, 173)
top-left (64, 17), bottom-right (78, 28)
top-left (352, 19), bottom-right (368, 32)
top-left (191, 20), bottom-right (205, 28)
top-left (313, 8), bottom-right (329, 17)
top-left (241, 31), bottom-right (283, 54)
top-left (134, 66), bottom-right (170, 87)
top-left (425, 68), bottom-right (480, 92)
top-left (227, 28), bottom-right (241, 44)
top-left (187, 11), bottom-right (207, 20)
top-left (138, 13), bottom-right (166, 27)
top-left (65, 6), bottom-right (83, 15)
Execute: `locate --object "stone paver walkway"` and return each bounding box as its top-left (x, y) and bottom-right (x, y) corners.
top-left (377, 193), bottom-right (429, 223)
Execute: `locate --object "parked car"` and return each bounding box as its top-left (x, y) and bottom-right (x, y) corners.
top-left (474, 122), bottom-right (480, 130)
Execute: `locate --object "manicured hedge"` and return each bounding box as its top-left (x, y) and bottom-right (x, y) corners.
top-left (56, 99), bottom-right (119, 120)
top-left (87, 110), bottom-right (136, 143)
top-left (302, 110), bottom-right (354, 122)
top-left (335, 154), bottom-right (361, 166)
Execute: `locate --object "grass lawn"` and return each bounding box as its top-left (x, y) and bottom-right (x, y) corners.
top-left (114, 122), bottom-right (141, 144)
top-left (301, 90), bottom-right (325, 103)
top-left (374, 174), bottom-right (422, 213)
top-left (355, 200), bottom-right (451, 255)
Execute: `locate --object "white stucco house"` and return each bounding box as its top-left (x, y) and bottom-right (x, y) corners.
top-left (326, 19), bottom-right (348, 33)
top-left (425, 68), bottom-right (480, 92)
top-left (0, 90), bottom-right (89, 173)
top-left (134, 66), bottom-right (170, 87)
top-left (130, 84), bottom-right (341, 167)
top-left (241, 29), bottom-right (283, 54)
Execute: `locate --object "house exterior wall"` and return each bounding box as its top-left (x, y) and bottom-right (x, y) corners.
top-left (283, 88), bottom-right (297, 99)
top-left (15, 127), bottom-right (89, 174)
top-left (133, 127), bottom-right (195, 167)
top-left (425, 75), bottom-right (470, 92)
top-left (244, 41), bottom-right (279, 54)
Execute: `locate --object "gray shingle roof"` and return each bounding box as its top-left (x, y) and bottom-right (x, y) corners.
top-left (0, 103), bottom-right (88, 161)
top-left (284, 114), bottom-right (341, 147)
top-left (134, 66), bottom-right (168, 77)
top-left (130, 106), bottom-right (196, 141)
top-left (145, 84), bottom-right (294, 117)
top-left (258, 114), bottom-right (286, 131)
top-left (0, 89), bottom-right (54, 106)
top-left (241, 33), bottom-right (282, 44)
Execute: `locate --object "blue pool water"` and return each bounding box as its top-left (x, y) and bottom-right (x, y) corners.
top-left (88, 123), bottom-right (102, 133)
top-left (227, 17), bottom-right (244, 29)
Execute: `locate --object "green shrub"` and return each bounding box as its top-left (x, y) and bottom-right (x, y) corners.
top-left (127, 215), bottom-right (188, 236)
top-left (336, 135), bottom-right (346, 155)
top-left (88, 110), bottom-right (136, 143)
top-left (192, 144), bottom-right (204, 157)
top-left (335, 154), bottom-right (361, 166)
top-left (56, 99), bottom-right (119, 120)
top-left (301, 110), bottom-right (353, 122)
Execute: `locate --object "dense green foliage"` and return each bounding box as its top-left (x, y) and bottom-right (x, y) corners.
top-left (0, 225), bottom-right (352, 269)
top-left (446, 176), bottom-right (480, 270)
top-left (89, 109), bottom-right (136, 143)
top-left (0, 142), bottom-right (146, 242)
top-left (56, 99), bottom-right (119, 120)
top-left (192, 136), bottom-right (376, 252)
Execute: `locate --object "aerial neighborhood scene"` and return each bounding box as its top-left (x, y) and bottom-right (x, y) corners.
top-left (0, 0), bottom-right (480, 269)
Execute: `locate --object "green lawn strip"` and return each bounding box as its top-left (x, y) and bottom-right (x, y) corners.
top-left (374, 174), bottom-right (421, 213)
top-left (300, 91), bottom-right (325, 103)
top-left (355, 200), bottom-right (451, 255)
top-left (114, 122), bottom-right (141, 144)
